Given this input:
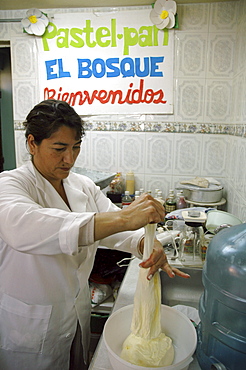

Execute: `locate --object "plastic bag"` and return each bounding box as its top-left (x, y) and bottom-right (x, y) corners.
top-left (89, 283), bottom-right (112, 307)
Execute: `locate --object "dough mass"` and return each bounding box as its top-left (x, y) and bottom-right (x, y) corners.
top-left (121, 224), bottom-right (175, 367)
top-left (121, 327), bottom-right (174, 367)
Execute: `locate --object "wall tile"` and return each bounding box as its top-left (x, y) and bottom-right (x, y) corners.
top-left (145, 114), bottom-right (174, 123)
top-left (237, 140), bottom-right (246, 197)
top-left (0, 10), bottom-right (8, 19)
top-left (144, 174), bottom-right (172, 199)
top-left (175, 79), bottom-right (205, 122)
top-left (242, 71), bottom-right (246, 122)
top-left (10, 24), bottom-right (24, 37)
top-left (239, 201), bottom-right (246, 223)
top-left (233, 137), bottom-right (245, 197)
top-left (242, 141), bottom-right (246, 202)
top-left (177, 3), bottom-right (209, 32)
top-left (133, 173), bottom-right (145, 194)
top-left (228, 136), bottom-right (241, 195)
top-left (204, 79), bottom-right (232, 123)
top-left (209, 1), bottom-right (239, 32)
top-left (231, 78), bottom-right (237, 123)
top-left (13, 80), bottom-right (38, 121)
top-left (200, 134), bottom-right (227, 177)
top-left (14, 130), bottom-right (29, 167)
top-left (226, 183), bottom-right (241, 219)
top-left (11, 37), bottom-right (37, 79)
top-left (118, 132), bottom-right (145, 173)
top-left (10, 9), bottom-right (26, 18)
top-left (239, 0), bottom-right (246, 24)
top-left (0, 23), bottom-right (9, 39)
top-left (207, 33), bottom-right (235, 79)
top-left (175, 33), bottom-right (207, 78)
top-left (0, 10), bottom-right (24, 37)
top-left (145, 133), bottom-right (173, 175)
top-left (226, 135), bottom-right (235, 187)
top-left (75, 131), bottom-right (91, 169)
top-left (90, 131), bottom-right (118, 172)
top-left (235, 19), bottom-right (246, 75)
top-left (8, 13), bottom-right (24, 37)
top-left (173, 134), bottom-right (202, 175)
top-left (233, 73), bottom-right (244, 123)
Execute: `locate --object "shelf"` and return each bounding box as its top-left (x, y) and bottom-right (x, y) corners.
top-left (91, 295), bottom-right (115, 314)
top-left (185, 198), bottom-right (226, 208)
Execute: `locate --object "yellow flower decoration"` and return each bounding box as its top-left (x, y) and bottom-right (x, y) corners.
top-left (150, 0), bottom-right (177, 29)
top-left (21, 8), bottom-right (49, 36)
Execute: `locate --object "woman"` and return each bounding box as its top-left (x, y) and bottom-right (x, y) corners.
top-left (0, 100), bottom-right (189, 370)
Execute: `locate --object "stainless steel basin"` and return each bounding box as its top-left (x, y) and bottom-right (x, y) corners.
top-left (72, 167), bottom-right (116, 189)
top-left (160, 267), bottom-right (204, 309)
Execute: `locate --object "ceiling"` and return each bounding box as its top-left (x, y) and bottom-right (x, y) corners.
top-left (1, 0), bottom-right (233, 11)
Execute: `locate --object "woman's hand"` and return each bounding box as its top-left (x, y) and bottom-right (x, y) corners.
top-left (93, 193), bottom-right (165, 242)
top-left (139, 239), bottom-right (190, 281)
top-left (121, 193), bottom-right (165, 230)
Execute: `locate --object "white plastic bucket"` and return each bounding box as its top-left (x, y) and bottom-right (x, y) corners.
top-left (103, 304), bottom-right (197, 370)
top-left (206, 210), bottom-right (242, 234)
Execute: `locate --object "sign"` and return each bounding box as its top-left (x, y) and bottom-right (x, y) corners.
top-left (37, 9), bottom-right (174, 115)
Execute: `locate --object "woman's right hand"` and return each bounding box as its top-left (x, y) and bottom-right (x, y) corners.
top-left (120, 193), bottom-right (165, 230)
top-left (93, 193), bottom-right (165, 242)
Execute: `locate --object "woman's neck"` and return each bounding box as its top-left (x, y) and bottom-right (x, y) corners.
top-left (54, 182), bottom-right (71, 209)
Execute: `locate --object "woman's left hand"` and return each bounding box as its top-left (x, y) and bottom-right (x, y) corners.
top-left (139, 239), bottom-right (190, 281)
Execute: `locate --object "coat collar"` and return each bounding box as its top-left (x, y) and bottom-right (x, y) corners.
top-left (26, 161), bottom-right (88, 212)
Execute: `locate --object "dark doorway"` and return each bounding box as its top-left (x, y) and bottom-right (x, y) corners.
top-left (0, 46), bottom-right (16, 172)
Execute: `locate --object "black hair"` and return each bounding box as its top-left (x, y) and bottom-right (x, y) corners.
top-left (23, 99), bottom-right (85, 144)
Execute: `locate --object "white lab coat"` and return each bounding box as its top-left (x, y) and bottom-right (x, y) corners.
top-left (0, 162), bottom-right (143, 370)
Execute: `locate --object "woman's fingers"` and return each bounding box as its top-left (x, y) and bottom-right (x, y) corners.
top-left (121, 193), bottom-right (165, 228)
top-left (139, 241), bottom-right (190, 280)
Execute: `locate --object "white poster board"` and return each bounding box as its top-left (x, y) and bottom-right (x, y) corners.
top-left (37, 9), bottom-right (174, 115)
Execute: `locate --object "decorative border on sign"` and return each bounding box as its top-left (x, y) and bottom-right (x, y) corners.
top-left (14, 120), bottom-right (246, 137)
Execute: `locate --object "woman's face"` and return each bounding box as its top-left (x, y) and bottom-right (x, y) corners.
top-left (28, 125), bottom-right (81, 186)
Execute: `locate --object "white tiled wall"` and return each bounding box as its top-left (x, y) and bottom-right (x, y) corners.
top-left (1, 0), bottom-right (246, 220)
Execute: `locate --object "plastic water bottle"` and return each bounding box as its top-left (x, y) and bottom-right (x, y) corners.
top-left (122, 191), bottom-right (132, 208)
top-left (197, 224), bottom-right (246, 369)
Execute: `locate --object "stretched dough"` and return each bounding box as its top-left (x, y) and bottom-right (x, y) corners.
top-left (121, 224), bottom-right (174, 367)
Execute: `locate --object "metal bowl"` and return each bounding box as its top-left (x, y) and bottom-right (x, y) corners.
top-left (177, 184), bottom-right (223, 203)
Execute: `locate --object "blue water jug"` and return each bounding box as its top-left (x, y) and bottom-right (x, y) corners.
top-left (197, 223), bottom-right (246, 370)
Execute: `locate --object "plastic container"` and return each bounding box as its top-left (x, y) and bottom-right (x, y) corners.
top-left (122, 191), bottom-right (132, 208)
top-left (197, 223), bottom-right (246, 370)
top-left (109, 172), bottom-right (124, 194)
top-left (205, 210), bottom-right (242, 234)
top-left (103, 304), bottom-right (197, 370)
top-left (90, 283), bottom-right (112, 307)
top-left (125, 171), bottom-right (135, 195)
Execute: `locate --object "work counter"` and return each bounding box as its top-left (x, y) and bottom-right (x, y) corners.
top-left (89, 257), bottom-right (201, 370)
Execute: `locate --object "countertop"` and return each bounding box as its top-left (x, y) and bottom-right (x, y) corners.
top-left (89, 257), bottom-right (201, 370)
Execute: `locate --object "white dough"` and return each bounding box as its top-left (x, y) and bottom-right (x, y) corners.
top-left (121, 331), bottom-right (174, 367)
top-left (121, 224), bottom-right (175, 367)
